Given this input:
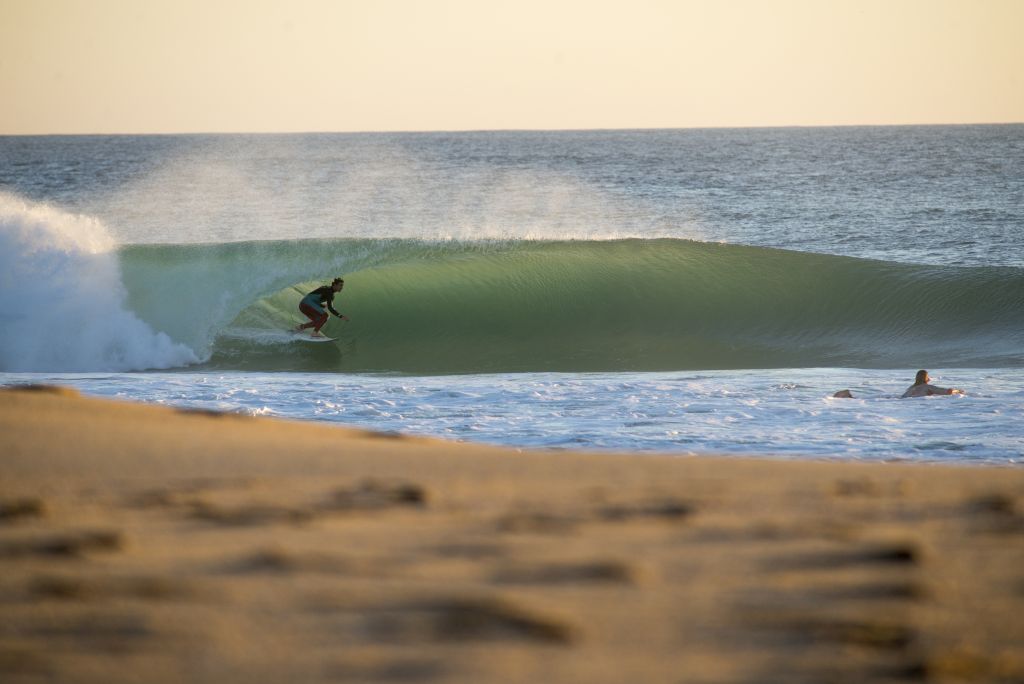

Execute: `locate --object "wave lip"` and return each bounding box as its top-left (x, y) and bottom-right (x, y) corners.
top-left (0, 193), bottom-right (197, 372)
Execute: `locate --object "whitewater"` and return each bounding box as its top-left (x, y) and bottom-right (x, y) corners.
top-left (1, 126), bottom-right (1022, 463)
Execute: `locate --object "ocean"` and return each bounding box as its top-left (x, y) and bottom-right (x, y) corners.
top-left (2, 126), bottom-right (1022, 463)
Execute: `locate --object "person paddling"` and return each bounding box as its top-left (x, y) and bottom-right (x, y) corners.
top-left (295, 277), bottom-right (349, 337)
top-left (900, 370), bottom-right (963, 398)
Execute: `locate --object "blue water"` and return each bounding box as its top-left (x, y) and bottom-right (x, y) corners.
top-left (2, 127), bottom-right (1022, 463)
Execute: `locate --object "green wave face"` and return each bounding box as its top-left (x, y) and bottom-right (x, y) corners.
top-left (122, 239), bottom-right (1024, 373)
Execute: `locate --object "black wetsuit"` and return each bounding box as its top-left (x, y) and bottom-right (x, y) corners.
top-left (301, 286), bottom-right (342, 317)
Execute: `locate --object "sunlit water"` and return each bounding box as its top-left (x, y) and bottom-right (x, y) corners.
top-left (5, 368), bottom-right (1021, 464)
top-left (2, 126), bottom-right (1022, 463)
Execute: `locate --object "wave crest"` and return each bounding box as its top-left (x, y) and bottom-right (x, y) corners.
top-left (0, 194), bottom-right (197, 371)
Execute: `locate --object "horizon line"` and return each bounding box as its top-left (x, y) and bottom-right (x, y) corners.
top-left (2, 121), bottom-right (1022, 138)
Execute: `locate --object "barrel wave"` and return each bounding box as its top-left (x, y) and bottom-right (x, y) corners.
top-left (118, 238), bottom-right (1024, 374)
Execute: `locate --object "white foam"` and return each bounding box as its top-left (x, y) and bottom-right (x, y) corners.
top-left (0, 193), bottom-right (198, 371)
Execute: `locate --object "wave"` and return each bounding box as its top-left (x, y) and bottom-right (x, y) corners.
top-left (133, 237), bottom-right (1023, 373)
top-left (0, 194), bottom-right (196, 372)
top-left (3, 194), bottom-right (1021, 373)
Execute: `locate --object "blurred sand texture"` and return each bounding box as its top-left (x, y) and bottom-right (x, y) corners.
top-left (2, 385), bottom-right (1023, 683)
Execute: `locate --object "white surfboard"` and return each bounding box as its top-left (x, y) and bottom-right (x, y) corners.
top-left (289, 331), bottom-right (336, 343)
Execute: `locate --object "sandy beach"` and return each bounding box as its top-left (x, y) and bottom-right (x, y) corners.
top-left (1, 384), bottom-right (1023, 683)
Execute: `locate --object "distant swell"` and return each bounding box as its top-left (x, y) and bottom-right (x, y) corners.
top-left (116, 238), bottom-right (1024, 373)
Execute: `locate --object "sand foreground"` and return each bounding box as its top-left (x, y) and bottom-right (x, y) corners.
top-left (1, 385), bottom-right (1023, 683)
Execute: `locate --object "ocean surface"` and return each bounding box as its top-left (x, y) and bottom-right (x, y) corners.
top-left (2, 126), bottom-right (1022, 463)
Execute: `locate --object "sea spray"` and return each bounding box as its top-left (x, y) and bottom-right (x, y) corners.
top-left (0, 193), bottom-right (197, 371)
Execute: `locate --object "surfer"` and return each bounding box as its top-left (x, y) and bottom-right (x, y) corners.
top-left (900, 370), bottom-right (963, 398)
top-left (295, 277), bottom-right (349, 337)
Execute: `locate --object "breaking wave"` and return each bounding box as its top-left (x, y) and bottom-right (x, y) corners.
top-left (0, 194), bottom-right (196, 372)
top-left (131, 237), bottom-right (1024, 373)
top-left (4, 193), bottom-right (1020, 374)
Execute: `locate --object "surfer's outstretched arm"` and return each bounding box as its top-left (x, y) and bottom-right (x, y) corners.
top-left (327, 301), bottom-right (348, 321)
top-left (326, 277), bottom-right (349, 321)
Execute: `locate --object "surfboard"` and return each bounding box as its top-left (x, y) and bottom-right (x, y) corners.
top-left (290, 331), bottom-right (336, 343)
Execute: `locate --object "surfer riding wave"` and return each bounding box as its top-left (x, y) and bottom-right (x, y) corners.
top-left (295, 277), bottom-right (349, 337)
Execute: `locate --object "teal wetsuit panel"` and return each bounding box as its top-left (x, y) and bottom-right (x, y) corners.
top-left (301, 293), bottom-right (325, 313)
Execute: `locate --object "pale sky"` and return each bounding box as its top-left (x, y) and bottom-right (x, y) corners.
top-left (1, 0), bottom-right (1021, 134)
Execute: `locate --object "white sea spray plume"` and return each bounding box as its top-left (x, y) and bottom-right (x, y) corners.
top-left (0, 193), bottom-right (198, 371)
top-left (87, 136), bottom-right (702, 244)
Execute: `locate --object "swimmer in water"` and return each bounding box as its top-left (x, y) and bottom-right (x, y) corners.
top-left (900, 370), bottom-right (963, 398)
